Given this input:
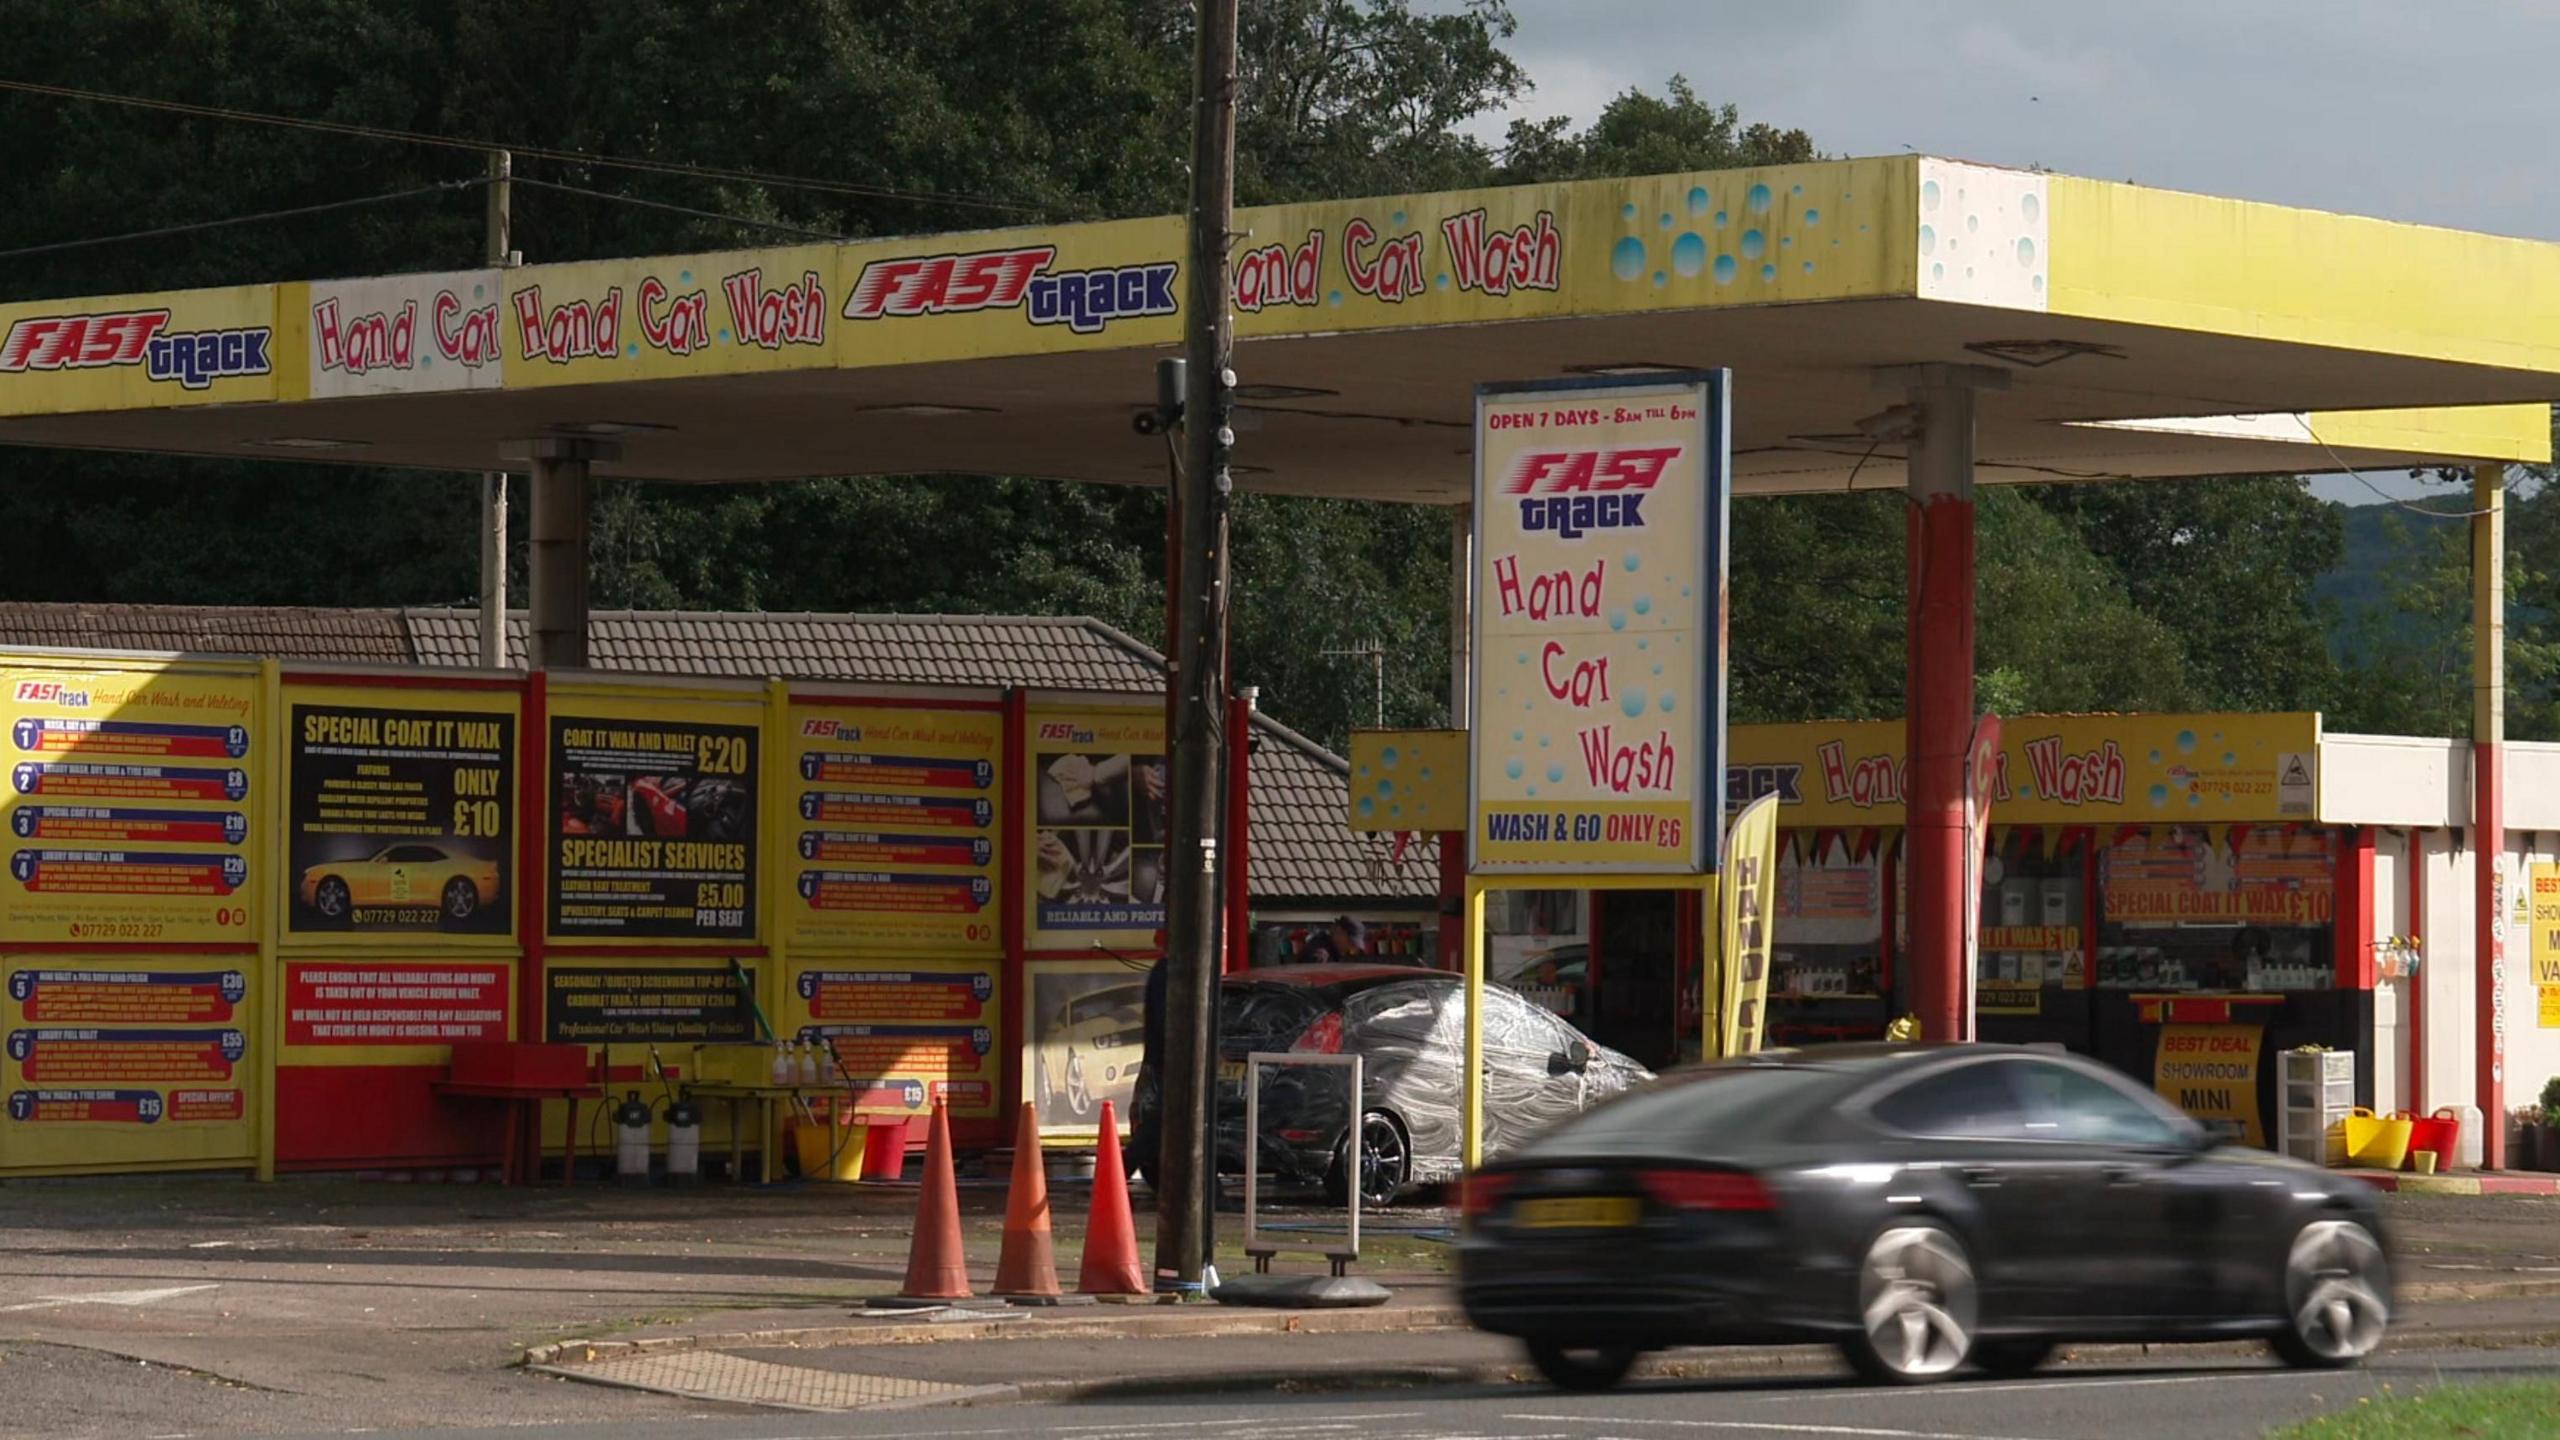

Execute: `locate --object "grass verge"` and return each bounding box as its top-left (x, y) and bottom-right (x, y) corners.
top-left (2270, 1376), bottom-right (2560, 1437)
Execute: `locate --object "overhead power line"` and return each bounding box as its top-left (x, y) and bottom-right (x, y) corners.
top-left (0, 77), bottom-right (1039, 216)
top-left (0, 178), bottom-right (482, 261)
top-left (508, 176), bottom-right (852, 243)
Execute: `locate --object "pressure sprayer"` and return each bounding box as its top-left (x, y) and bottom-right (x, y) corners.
top-left (614, 1092), bottom-right (654, 1185)
top-left (649, 1047), bottom-right (700, 1186)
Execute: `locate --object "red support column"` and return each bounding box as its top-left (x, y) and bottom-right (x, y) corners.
top-left (2410, 830), bottom-right (2428, 1116)
top-left (1900, 369), bottom-right (1996, 1044)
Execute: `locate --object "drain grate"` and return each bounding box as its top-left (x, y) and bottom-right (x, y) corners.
top-left (537, 1349), bottom-right (1011, 1411)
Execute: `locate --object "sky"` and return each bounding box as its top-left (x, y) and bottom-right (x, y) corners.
top-left (1476, 0), bottom-right (2560, 504)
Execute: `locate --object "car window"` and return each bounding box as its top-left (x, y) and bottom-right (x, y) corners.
top-left (1345, 981), bottom-right (1441, 1045)
top-left (2012, 1060), bottom-right (2186, 1147)
top-left (1220, 985), bottom-right (1326, 1051)
top-left (1527, 1065), bottom-right (1841, 1155)
top-left (1868, 1060), bottom-right (2030, 1140)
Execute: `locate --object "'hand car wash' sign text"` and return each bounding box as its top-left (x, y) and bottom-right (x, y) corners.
top-left (1470, 374), bottom-right (1729, 874)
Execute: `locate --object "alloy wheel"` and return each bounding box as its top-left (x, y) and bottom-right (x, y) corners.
top-left (1853, 1225), bottom-right (1976, 1381)
top-left (2279, 1219), bottom-right (2389, 1366)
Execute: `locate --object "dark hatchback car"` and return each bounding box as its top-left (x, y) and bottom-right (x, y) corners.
top-left (1209, 964), bottom-right (1649, 1205)
top-left (1460, 1044), bottom-right (2391, 1389)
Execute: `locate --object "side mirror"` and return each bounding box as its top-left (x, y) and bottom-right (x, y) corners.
top-left (1547, 1050), bottom-right (1574, 1077)
top-left (1570, 1040), bottom-right (1593, 1070)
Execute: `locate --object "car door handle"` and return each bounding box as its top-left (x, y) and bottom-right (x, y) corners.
top-left (2101, 1163), bottom-right (2141, 1187)
top-left (1958, 1165), bottom-right (2000, 1188)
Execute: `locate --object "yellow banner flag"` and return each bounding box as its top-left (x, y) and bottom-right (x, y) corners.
top-left (1719, 793), bottom-right (1782, 1057)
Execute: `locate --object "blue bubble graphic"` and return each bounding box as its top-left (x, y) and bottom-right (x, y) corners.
top-left (1919, 224), bottom-right (1937, 255)
top-left (2149, 749), bottom-right (2162, 764)
top-left (1381, 745), bottom-right (1400, 767)
top-left (1713, 254), bottom-right (1738, 285)
top-left (2021, 192), bottom-right (2041, 224)
top-left (1538, 736), bottom-right (1550, 749)
top-left (1634, 596), bottom-right (1652, 615)
top-left (1513, 729), bottom-right (1524, 742)
top-left (1652, 664), bottom-right (1664, 677)
top-left (2222, 752), bottom-right (2237, 767)
top-left (1376, 778), bottom-right (1393, 796)
top-left (1747, 182), bottom-right (1772, 214)
top-left (1803, 261), bottom-right (1815, 274)
top-left (1792, 184), bottom-right (1803, 196)
top-left (1922, 178), bottom-right (1942, 210)
top-left (1506, 760), bottom-right (1525, 781)
top-left (1390, 803), bottom-right (1402, 818)
top-left (1659, 212), bottom-right (1673, 229)
top-left (1609, 610), bottom-right (1628, 632)
top-left (1681, 586), bottom-right (1693, 597)
top-left (1637, 638), bottom-right (1649, 651)
top-left (1624, 551), bottom-right (1642, 572)
top-left (2033, 275), bottom-right (2045, 293)
top-left (1357, 796), bottom-right (1375, 818)
top-left (1526, 787), bottom-right (1538, 798)
top-left (1740, 229), bottom-right (1766, 261)
top-left (1932, 262), bottom-right (1945, 282)
top-left (2148, 784), bottom-right (2170, 808)
top-left (1621, 202), bottom-right (1637, 220)
top-left (1671, 232), bottom-right (1707, 278)
top-left (1329, 289), bottom-right (1343, 306)
top-left (1621, 689), bottom-right (1649, 718)
top-left (1804, 208), bottom-right (1821, 226)
top-left (1547, 763), bottom-right (1564, 784)
top-left (1762, 264), bottom-right (1777, 280)
top-left (2188, 792), bottom-right (2202, 808)
top-left (1391, 210), bottom-right (1407, 227)
top-left (2017, 236), bottom-right (2037, 267)
top-left (1714, 210), bottom-right (1728, 228)
top-left (2176, 729), bottom-right (2197, 753)
top-left (679, 270), bottom-right (693, 285)
top-left (1419, 766), bottom-right (1432, 781)
top-left (1516, 650), bottom-right (1528, 665)
top-left (1660, 693), bottom-right (1677, 714)
top-left (1611, 236), bottom-right (1647, 282)
top-left (1436, 273), bottom-right (1449, 289)
top-left (1653, 271), bottom-right (1668, 287)
top-left (1687, 185), bottom-right (1710, 214)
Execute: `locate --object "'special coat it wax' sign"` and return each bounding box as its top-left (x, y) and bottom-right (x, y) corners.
top-left (1470, 373), bottom-right (1728, 875)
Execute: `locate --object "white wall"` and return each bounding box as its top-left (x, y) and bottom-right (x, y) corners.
top-left (2509, 744), bottom-right (2560, 832)
top-left (2372, 831), bottom-right (2409, 1116)
top-left (2420, 828), bottom-right (2477, 1115)
top-left (2321, 734), bottom-right (2463, 828)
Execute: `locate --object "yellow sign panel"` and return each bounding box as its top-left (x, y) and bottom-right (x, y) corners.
top-left (782, 957), bottom-right (1000, 1120)
top-left (2154, 1022), bottom-right (2265, 1146)
top-left (1728, 712), bottom-right (2320, 828)
top-left (1472, 375), bottom-right (1727, 873)
top-left (2, 955), bottom-right (257, 1172)
top-left (1347, 729), bottom-right (1466, 832)
top-left (2531, 864), bottom-right (2560, 1027)
top-left (501, 244), bottom-right (839, 389)
top-left (0, 283), bottom-right (286, 417)
top-left (782, 699), bottom-right (1003, 954)
top-left (1719, 794), bottom-right (1781, 1056)
top-left (3, 664), bottom-right (259, 944)
top-left (1023, 706), bottom-right (1166, 953)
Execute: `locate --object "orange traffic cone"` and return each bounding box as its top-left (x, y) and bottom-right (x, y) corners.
top-left (992, 1104), bottom-right (1062, 1301)
top-left (1078, 1100), bottom-right (1150, 1296)
top-left (896, 1101), bottom-right (971, 1300)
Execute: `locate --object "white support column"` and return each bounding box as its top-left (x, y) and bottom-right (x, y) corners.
top-left (525, 438), bottom-right (616, 671)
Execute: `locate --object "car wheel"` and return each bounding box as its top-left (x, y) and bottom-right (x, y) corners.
top-left (313, 877), bottom-right (350, 920)
top-left (2270, 1218), bottom-right (2390, 1369)
top-left (1971, 1340), bottom-right (2054, 1378)
top-left (442, 877), bottom-right (479, 921)
top-left (1525, 1338), bottom-right (1638, 1392)
top-left (1326, 1111), bottom-right (1410, 1208)
top-left (1842, 1224), bottom-right (1977, 1384)
top-left (1065, 1053), bottom-right (1094, 1118)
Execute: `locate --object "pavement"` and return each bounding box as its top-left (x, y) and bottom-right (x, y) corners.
top-left (7, 1173), bottom-right (2560, 1437)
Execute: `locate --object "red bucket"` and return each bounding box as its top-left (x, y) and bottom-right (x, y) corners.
top-left (2400, 1109), bottom-right (2460, 1169)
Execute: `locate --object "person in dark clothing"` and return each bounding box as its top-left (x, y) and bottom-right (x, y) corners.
top-left (1302, 915), bottom-right (1366, 966)
top-left (1128, 932), bottom-right (1169, 1182)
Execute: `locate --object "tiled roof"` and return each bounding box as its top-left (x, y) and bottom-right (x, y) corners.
top-left (0, 603), bottom-right (1435, 907)
top-left (0, 603), bottom-right (408, 663)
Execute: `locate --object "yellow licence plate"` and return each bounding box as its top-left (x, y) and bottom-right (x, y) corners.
top-left (1514, 1195), bottom-right (1640, 1229)
top-left (1218, 1060), bottom-right (1247, 1084)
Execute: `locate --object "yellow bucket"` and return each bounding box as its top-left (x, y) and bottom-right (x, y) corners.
top-left (791, 1115), bottom-right (866, 1182)
top-left (2341, 1108), bottom-right (2414, 1171)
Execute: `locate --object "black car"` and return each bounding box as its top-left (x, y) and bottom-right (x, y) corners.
top-left (1460, 1043), bottom-right (2391, 1389)
top-left (1205, 964), bottom-right (1650, 1205)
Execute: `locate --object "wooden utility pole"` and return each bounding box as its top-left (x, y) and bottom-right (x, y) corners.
top-left (1154, 0), bottom-right (1239, 1291)
top-left (479, 149), bottom-right (513, 668)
